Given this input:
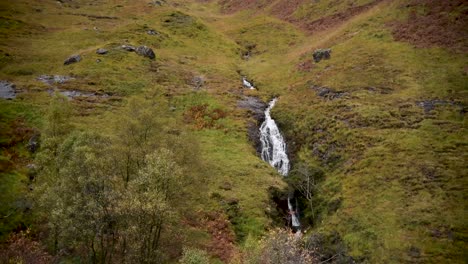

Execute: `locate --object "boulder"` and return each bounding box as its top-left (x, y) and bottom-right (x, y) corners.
top-left (27, 133), bottom-right (40, 153)
top-left (135, 45), bottom-right (156, 59)
top-left (191, 76), bottom-right (205, 90)
top-left (96, 48), bottom-right (108, 55)
top-left (0, 81), bottom-right (16, 99)
top-left (313, 48), bottom-right (331, 63)
top-left (64, 54), bottom-right (82, 65)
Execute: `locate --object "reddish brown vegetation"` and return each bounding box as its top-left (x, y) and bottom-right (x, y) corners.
top-left (390, 0), bottom-right (468, 52)
top-left (269, 0), bottom-right (305, 19)
top-left (203, 212), bottom-right (237, 262)
top-left (291, 0), bottom-right (384, 34)
top-left (219, 0), bottom-right (384, 35)
top-left (0, 118), bottom-right (35, 171)
top-left (0, 230), bottom-right (54, 264)
top-left (219, 0), bottom-right (270, 14)
top-left (297, 60), bottom-right (315, 72)
top-left (183, 104), bottom-right (227, 129)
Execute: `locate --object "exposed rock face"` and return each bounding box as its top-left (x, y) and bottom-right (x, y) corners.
top-left (27, 133), bottom-right (40, 153)
top-left (147, 29), bottom-right (159, 35)
top-left (416, 99), bottom-right (461, 113)
top-left (135, 45), bottom-right (156, 59)
top-left (48, 89), bottom-right (110, 100)
top-left (96, 48), bottom-right (108, 54)
top-left (311, 85), bottom-right (347, 100)
top-left (37, 75), bottom-right (74, 85)
top-left (238, 96), bottom-right (267, 154)
top-left (313, 49), bottom-right (331, 62)
top-left (64, 54), bottom-right (82, 65)
top-left (0, 81), bottom-right (16, 99)
top-left (191, 76), bottom-right (205, 90)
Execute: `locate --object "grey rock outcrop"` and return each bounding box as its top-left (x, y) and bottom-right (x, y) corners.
top-left (311, 85), bottom-right (347, 100)
top-left (147, 29), bottom-right (159, 35)
top-left (313, 49), bottom-right (331, 63)
top-left (135, 45), bottom-right (155, 59)
top-left (238, 96), bottom-right (267, 154)
top-left (27, 133), bottom-right (40, 153)
top-left (96, 48), bottom-right (108, 54)
top-left (64, 54), bottom-right (82, 65)
top-left (0, 81), bottom-right (16, 99)
top-left (191, 76), bottom-right (205, 90)
top-left (37, 75), bottom-right (74, 85)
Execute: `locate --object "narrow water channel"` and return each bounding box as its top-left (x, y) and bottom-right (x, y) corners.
top-left (259, 98), bottom-right (301, 231)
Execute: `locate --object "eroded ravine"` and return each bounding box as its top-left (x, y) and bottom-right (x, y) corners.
top-left (259, 98), bottom-right (301, 231)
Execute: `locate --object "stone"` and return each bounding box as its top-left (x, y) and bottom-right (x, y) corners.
top-left (0, 81), bottom-right (16, 99)
top-left (37, 75), bottom-right (74, 85)
top-left (27, 133), bottom-right (40, 153)
top-left (311, 85), bottom-right (347, 100)
top-left (147, 29), bottom-right (159, 35)
top-left (96, 48), bottom-right (108, 54)
top-left (26, 163), bottom-right (37, 181)
top-left (416, 99), bottom-right (456, 113)
top-left (135, 45), bottom-right (156, 59)
top-left (237, 96), bottom-right (267, 154)
top-left (191, 76), bottom-right (205, 90)
top-left (64, 54), bottom-right (82, 65)
top-left (313, 48), bottom-right (331, 63)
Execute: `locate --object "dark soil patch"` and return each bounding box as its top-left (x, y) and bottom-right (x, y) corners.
top-left (219, 0), bottom-right (385, 36)
top-left (292, 0), bottom-right (385, 34)
top-left (219, 0), bottom-right (270, 14)
top-left (270, 0), bottom-right (305, 20)
top-left (390, 0), bottom-right (468, 52)
top-left (297, 60), bottom-right (314, 72)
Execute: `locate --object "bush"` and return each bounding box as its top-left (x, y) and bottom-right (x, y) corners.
top-left (179, 248), bottom-right (210, 264)
top-left (243, 229), bottom-right (317, 264)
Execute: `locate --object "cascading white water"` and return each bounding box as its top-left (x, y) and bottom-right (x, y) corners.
top-left (242, 77), bottom-right (255, 90)
top-left (259, 98), bottom-right (300, 230)
top-left (260, 99), bottom-right (290, 176)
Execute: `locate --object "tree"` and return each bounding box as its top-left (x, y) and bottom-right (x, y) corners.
top-left (35, 132), bottom-right (121, 263)
top-left (121, 148), bottom-right (182, 263)
top-left (110, 97), bottom-right (167, 184)
top-left (33, 94), bottom-right (74, 254)
top-left (287, 163), bottom-right (324, 225)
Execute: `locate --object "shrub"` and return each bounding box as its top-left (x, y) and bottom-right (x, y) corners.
top-left (179, 247), bottom-right (210, 264)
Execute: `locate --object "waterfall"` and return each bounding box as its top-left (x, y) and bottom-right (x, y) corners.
top-left (242, 77), bottom-right (255, 90)
top-left (259, 98), bottom-right (300, 230)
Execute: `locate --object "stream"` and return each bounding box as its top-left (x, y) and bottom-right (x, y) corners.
top-left (259, 98), bottom-right (301, 231)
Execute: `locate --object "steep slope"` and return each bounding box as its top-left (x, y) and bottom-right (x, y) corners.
top-left (0, 0), bottom-right (284, 262)
top-left (0, 0), bottom-right (467, 263)
top-left (182, 0), bottom-right (468, 262)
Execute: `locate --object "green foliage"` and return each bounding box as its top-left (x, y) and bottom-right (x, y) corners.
top-left (1, 0), bottom-right (466, 263)
top-left (248, 229), bottom-right (315, 264)
top-left (179, 247), bottom-right (210, 264)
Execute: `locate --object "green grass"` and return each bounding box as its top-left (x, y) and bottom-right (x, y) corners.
top-left (0, 0), bottom-right (466, 262)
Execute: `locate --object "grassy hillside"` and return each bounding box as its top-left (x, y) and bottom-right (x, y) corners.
top-left (1, 0), bottom-right (467, 263)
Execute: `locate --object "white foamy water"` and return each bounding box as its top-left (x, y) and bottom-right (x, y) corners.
top-left (259, 98), bottom-right (300, 229)
top-left (242, 77), bottom-right (255, 90)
